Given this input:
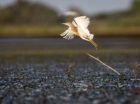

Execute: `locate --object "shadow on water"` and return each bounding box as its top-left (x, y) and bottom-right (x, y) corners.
top-left (0, 37), bottom-right (140, 104)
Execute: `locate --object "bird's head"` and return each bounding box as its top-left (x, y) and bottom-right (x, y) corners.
top-left (62, 22), bottom-right (71, 26)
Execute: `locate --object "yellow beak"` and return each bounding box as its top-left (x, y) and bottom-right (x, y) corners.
top-left (89, 39), bottom-right (98, 50)
top-left (62, 23), bottom-right (67, 25)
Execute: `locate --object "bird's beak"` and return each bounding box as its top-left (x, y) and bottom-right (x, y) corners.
top-left (62, 23), bottom-right (67, 25)
top-left (89, 39), bottom-right (98, 50)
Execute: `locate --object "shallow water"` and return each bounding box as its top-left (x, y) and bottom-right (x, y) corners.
top-left (0, 37), bottom-right (140, 104)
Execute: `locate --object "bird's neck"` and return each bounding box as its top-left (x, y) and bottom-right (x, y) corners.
top-left (67, 22), bottom-right (74, 27)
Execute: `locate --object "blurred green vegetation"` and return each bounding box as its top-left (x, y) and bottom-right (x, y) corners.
top-left (0, 0), bottom-right (59, 25)
top-left (0, 25), bottom-right (65, 37)
top-left (0, 0), bottom-right (140, 37)
top-left (90, 0), bottom-right (140, 36)
top-left (93, 0), bottom-right (140, 27)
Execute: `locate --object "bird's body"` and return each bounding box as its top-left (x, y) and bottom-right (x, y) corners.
top-left (60, 16), bottom-right (98, 49)
top-left (67, 22), bottom-right (79, 36)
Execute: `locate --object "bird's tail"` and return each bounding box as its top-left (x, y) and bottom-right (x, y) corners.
top-left (89, 39), bottom-right (98, 50)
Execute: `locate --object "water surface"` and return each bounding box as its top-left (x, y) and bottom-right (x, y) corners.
top-left (0, 37), bottom-right (140, 104)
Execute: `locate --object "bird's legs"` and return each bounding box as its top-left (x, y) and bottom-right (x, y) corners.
top-left (89, 40), bottom-right (98, 50)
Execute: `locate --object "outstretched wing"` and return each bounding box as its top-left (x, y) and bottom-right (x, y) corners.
top-left (60, 29), bottom-right (75, 40)
top-left (72, 16), bottom-right (90, 28)
top-left (72, 16), bottom-right (90, 35)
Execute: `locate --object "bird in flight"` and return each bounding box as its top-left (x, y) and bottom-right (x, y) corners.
top-left (60, 16), bottom-right (98, 49)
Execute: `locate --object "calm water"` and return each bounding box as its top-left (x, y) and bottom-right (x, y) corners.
top-left (0, 37), bottom-right (140, 52)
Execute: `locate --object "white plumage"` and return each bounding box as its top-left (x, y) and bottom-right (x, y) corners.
top-left (72, 16), bottom-right (90, 28)
top-left (60, 16), bottom-right (98, 49)
top-left (60, 29), bottom-right (74, 40)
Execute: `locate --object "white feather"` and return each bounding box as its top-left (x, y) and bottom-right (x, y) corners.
top-left (72, 16), bottom-right (91, 39)
top-left (72, 16), bottom-right (90, 28)
top-left (60, 29), bottom-right (75, 40)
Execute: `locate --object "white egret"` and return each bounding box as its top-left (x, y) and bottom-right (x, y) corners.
top-left (60, 16), bottom-right (98, 49)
